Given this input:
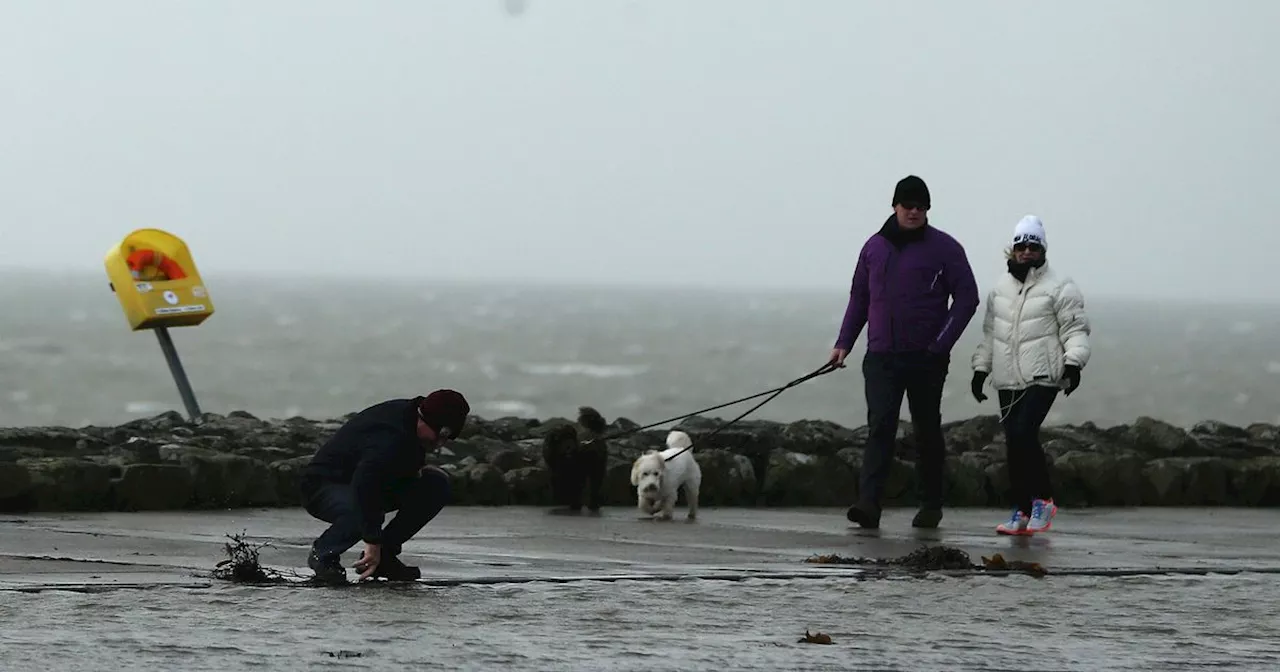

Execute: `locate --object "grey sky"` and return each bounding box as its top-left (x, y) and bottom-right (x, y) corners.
top-left (2, 1), bottom-right (1275, 301)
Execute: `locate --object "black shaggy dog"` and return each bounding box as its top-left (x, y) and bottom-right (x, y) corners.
top-left (541, 406), bottom-right (610, 512)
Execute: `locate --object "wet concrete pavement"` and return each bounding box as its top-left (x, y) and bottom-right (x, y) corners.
top-left (1, 506), bottom-right (1277, 591)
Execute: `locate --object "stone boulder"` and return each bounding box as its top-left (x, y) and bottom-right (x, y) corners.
top-left (162, 447), bottom-right (277, 508)
top-left (942, 415), bottom-right (1003, 455)
top-left (880, 458), bottom-right (920, 506)
top-left (692, 449), bottom-right (757, 506)
top-left (983, 458), bottom-right (1010, 507)
top-left (1138, 456), bottom-right (1259, 506)
top-left (438, 462), bottom-right (472, 504)
top-left (504, 466), bottom-right (551, 505)
top-left (489, 446), bottom-right (537, 473)
top-left (1187, 421), bottom-right (1279, 459)
top-left (1183, 457), bottom-right (1233, 505)
top-left (14, 457), bottom-right (113, 511)
top-left (673, 415), bottom-right (781, 481)
top-left (601, 457), bottom-right (638, 506)
top-left (105, 437), bottom-right (165, 464)
top-left (461, 415), bottom-right (541, 442)
top-left (0, 426), bottom-right (107, 456)
top-left (439, 436), bottom-right (517, 465)
top-left (776, 419), bottom-right (861, 457)
top-left (462, 463), bottom-right (510, 506)
top-left (760, 449), bottom-right (854, 506)
top-left (1246, 423), bottom-right (1280, 446)
top-left (112, 464), bottom-right (194, 510)
top-left (5, 408), bottom-right (1280, 511)
top-left (0, 462), bottom-right (32, 503)
top-left (1124, 417), bottom-right (1202, 458)
top-left (944, 453), bottom-right (990, 506)
top-left (270, 456), bottom-right (313, 506)
top-left (1141, 458), bottom-right (1190, 505)
top-left (1050, 450), bottom-right (1146, 507)
top-left (1231, 457), bottom-right (1280, 506)
top-left (229, 445), bottom-right (300, 465)
top-left (113, 410), bottom-right (190, 436)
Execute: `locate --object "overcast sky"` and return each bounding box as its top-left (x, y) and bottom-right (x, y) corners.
top-left (1, 1), bottom-right (1276, 301)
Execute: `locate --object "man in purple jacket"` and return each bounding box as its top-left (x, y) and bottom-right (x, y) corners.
top-left (829, 175), bottom-right (979, 529)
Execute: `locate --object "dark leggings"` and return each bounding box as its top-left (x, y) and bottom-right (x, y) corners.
top-left (999, 385), bottom-right (1059, 514)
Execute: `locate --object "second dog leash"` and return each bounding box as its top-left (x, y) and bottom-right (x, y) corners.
top-left (660, 361), bottom-right (839, 462)
top-left (601, 361), bottom-right (840, 442)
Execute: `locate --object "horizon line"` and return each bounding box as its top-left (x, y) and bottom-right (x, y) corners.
top-left (0, 263), bottom-right (1274, 306)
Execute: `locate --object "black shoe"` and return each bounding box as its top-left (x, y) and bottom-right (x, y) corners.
top-left (846, 504), bottom-right (881, 529)
top-left (372, 555), bottom-right (421, 582)
top-left (912, 507), bottom-right (943, 528)
top-left (308, 550), bottom-right (348, 585)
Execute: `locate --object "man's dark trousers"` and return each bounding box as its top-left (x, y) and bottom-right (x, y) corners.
top-left (304, 468), bottom-right (450, 559)
top-left (857, 351), bottom-right (949, 511)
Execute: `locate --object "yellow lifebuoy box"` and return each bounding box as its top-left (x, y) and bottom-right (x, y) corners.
top-left (105, 228), bottom-right (215, 331)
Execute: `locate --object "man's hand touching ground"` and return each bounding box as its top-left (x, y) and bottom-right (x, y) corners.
top-left (353, 542), bottom-right (381, 579)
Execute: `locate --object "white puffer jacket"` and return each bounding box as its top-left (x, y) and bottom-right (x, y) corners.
top-left (971, 261), bottom-right (1091, 390)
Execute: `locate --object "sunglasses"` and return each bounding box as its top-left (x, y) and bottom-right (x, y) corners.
top-left (898, 202), bottom-right (929, 212)
top-left (1013, 242), bottom-right (1043, 253)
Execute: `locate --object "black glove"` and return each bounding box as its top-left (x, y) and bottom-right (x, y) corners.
top-left (1062, 364), bottom-right (1081, 396)
top-left (970, 370), bottom-right (988, 402)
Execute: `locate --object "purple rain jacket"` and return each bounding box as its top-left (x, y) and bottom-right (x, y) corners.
top-left (834, 215), bottom-right (980, 355)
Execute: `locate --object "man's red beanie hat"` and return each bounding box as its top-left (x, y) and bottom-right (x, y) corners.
top-left (417, 389), bottom-right (470, 439)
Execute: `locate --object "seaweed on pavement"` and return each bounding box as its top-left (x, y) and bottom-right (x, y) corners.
top-left (806, 544), bottom-right (1048, 577)
top-left (806, 544), bottom-right (976, 571)
top-left (211, 530), bottom-right (295, 584)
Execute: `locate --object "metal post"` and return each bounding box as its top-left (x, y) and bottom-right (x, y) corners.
top-left (153, 326), bottom-right (203, 422)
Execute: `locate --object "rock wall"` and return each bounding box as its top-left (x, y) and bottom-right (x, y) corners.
top-left (1, 410), bottom-right (1279, 512)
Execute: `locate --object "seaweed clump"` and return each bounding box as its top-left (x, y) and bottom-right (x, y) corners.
top-left (806, 544), bottom-right (1048, 577)
top-left (807, 544), bottom-right (976, 571)
top-left (211, 530), bottom-right (293, 584)
top-left (980, 552), bottom-right (1047, 577)
top-left (798, 630), bottom-right (833, 645)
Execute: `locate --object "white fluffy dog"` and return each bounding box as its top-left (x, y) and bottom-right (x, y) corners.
top-left (630, 430), bottom-right (702, 521)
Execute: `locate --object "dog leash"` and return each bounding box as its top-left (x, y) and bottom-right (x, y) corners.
top-left (589, 361), bottom-right (841, 461)
top-left (604, 361), bottom-right (842, 443)
top-left (660, 361), bottom-right (839, 462)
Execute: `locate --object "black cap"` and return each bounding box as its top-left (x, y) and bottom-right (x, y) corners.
top-left (892, 175), bottom-right (930, 209)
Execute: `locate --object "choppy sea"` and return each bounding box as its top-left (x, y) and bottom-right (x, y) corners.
top-left (3, 270), bottom-right (1279, 430)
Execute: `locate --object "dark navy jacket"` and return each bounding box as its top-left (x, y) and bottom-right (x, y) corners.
top-left (302, 397), bottom-right (426, 544)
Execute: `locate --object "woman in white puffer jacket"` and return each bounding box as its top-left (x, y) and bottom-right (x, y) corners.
top-left (970, 215), bottom-right (1091, 536)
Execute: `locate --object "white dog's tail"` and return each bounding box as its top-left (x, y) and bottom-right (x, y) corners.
top-left (666, 430), bottom-right (693, 456)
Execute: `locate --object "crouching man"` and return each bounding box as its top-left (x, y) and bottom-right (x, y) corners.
top-left (300, 389), bottom-right (470, 584)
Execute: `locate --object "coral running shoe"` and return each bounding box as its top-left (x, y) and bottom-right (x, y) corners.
top-left (996, 508), bottom-right (1030, 536)
top-left (1027, 498), bottom-right (1058, 533)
